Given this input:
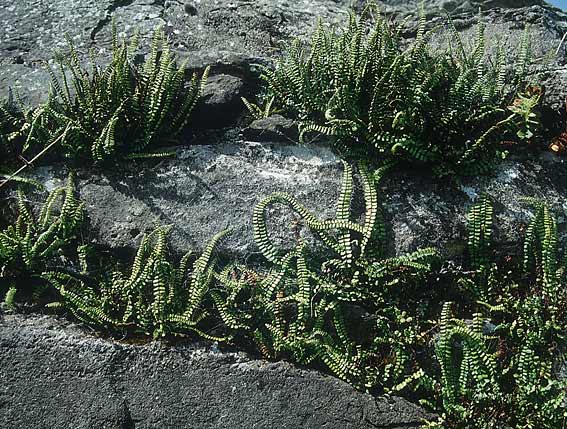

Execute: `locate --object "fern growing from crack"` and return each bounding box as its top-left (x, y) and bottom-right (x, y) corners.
top-left (45, 227), bottom-right (230, 339)
top-left (403, 199), bottom-right (567, 428)
top-left (0, 174), bottom-right (84, 277)
top-left (214, 161), bottom-right (437, 386)
top-left (8, 23), bottom-right (209, 164)
top-left (0, 173), bottom-right (84, 307)
top-left (257, 1), bottom-right (540, 176)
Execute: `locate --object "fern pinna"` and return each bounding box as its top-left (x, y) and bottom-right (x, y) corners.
top-left (45, 227), bottom-right (230, 339)
top-left (258, 2), bottom-right (540, 176)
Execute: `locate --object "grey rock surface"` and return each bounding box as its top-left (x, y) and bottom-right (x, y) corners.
top-left (0, 312), bottom-right (434, 429)
top-left (0, 0), bottom-right (351, 106)
top-left (373, 0), bottom-right (548, 15)
top-left (23, 141), bottom-right (344, 261)
top-left (0, 0), bottom-right (110, 105)
top-left (243, 114), bottom-right (299, 143)
top-left (193, 73), bottom-right (247, 129)
top-left (381, 151), bottom-right (567, 257)
top-left (17, 141), bottom-right (567, 261)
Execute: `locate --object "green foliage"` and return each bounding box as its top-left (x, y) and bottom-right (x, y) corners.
top-left (0, 174), bottom-right (84, 277)
top-left (409, 198), bottom-right (567, 428)
top-left (45, 227), bottom-right (230, 339)
top-left (209, 179), bottom-right (566, 427)
top-left (213, 161), bottom-right (438, 386)
top-left (2, 160), bottom-right (565, 428)
top-left (0, 100), bottom-right (25, 168)
top-left (241, 96), bottom-right (280, 120)
top-left (258, 2), bottom-right (540, 175)
top-left (5, 24), bottom-right (208, 164)
top-left (509, 87), bottom-right (542, 140)
top-left (467, 194), bottom-right (493, 271)
top-left (3, 285), bottom-right (17, 309)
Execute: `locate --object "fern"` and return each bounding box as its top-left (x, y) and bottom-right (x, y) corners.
top-left (257, 1), bottom-right (539, 176)
top-left (216, 161), bottom-right (436, 387)
top-left (521, 198), bottom-right (561, 302)
top-left (467, 194), bottom-right (493, 270)
top-left (0, 100), bottom-right (27, 168)
top-left (10, 24), bottom-right (208, 164)
top-left (242, 96), bottom-right (280, 120)
top-left (404, 201), bottom-right (567, 428)
top-left (45, 227), bottom-right (230, 339)
top-left (0, 174), bottom-right (84, 278)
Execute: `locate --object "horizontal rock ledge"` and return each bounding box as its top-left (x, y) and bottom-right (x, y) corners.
top-left (12, 141), bottom-right (567, 261)
top-left (0, 312), bottom-right (434, 429)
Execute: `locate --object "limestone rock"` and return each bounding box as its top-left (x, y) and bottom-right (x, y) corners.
top-left (192, 73), bottom-right (248, 129)
top-left (243, 114), bottom-right (299, 143)
top-left (0, 312), bottom-right (435, 429)
top-left (14, 141), bottom-right (567, 261)
top-left (21, 141), bottom-right (343, 261)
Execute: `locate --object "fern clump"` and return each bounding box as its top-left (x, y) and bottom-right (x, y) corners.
top-left (0, 174), bottom-right (84, 300)
top-left (0, 100), bottom-right (27, 170)
top-left (1, 159), bottom-right (564, 428)
top-left (13, 24), bottom-right (209, 164)
top-left (258, 2), bottom-right (540, 176)
top-left (405, 198), bottom-right (567, 428)
top-left (45, 227), bottom-right (230, 339)
top-left (210, 175), bottom-right (566, 427)
top-left (213, 161), bottom-right (438, 386)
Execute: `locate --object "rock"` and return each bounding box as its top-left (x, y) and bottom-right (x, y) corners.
top-left (381, 151), bottom-right (567, 258)
top-left (192, 74), bottom-right (247, 129)
top-left (184, 2), bottom-right (198, 16)
top-left (372, 0), bottom-right (547, 16)
top-left (0, 64), bottom-right (52, 106)
top-left (243, 114), bottom-right (299, 143)
top-left (0, 0), bottom-right (352, 104)
top-left (201, 74), bottom-right (245, 106)
top-left (21, 141), bottom-right (343, 261)
top-left (4, 0), bottom-right (567, 118)
top-left (0, 0), bottom-right (110, 105)
top-left (13, 140), bottom-right (567, 261)
top-left (541, 66), bottom-right (567, 111)
top-left (0, 312), bottom-right (435, 429)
